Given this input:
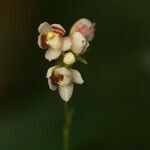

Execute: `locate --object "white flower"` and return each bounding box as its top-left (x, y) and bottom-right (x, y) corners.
top-left (38, 22), bottom-right (65, 49)
top-left (38, 22), bottom-right (66, 61)
top-left (70, 18), bottom-right (95, 41)
top-left (46, 66), bottom-right (84, 102)
top-left (71, 32), bottom-right (89, 55)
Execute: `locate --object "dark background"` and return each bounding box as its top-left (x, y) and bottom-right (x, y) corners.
top-left (0, 0), bottom-right (150, 149)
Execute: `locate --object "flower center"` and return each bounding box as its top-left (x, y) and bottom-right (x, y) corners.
top-left (50, 70), bottom-right (64, 85)
top-left (47, 32), bottom-right (57, 41)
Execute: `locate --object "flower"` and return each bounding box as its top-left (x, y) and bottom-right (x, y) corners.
top-left (46, 66), bottom-right (84, 102)
top-left (38, 22), bottom-right (67, 61)
top-left (71, 32), bottom-right (89, 55)
top-left (70, 18), bottom-right (95, 41)
top-left (38, 22), bottom-right (65, 49)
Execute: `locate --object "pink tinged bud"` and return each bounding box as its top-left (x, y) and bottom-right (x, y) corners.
top-left (70, 18), bottom-right (95, 41)
top-left (50, 24), bottom-right (66, 37)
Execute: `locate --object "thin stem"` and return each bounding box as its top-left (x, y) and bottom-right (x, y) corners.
top-left (63, 102), bottom-right (73, 150)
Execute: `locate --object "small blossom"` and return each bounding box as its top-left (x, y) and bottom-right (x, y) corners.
top-left (46, 66), bottom-right (84, 101)
top-left (63, 52), bottom-right (76, 65)
top-left (38, 22), bottom-right (65, 49)
top-left (38, 22), bottom-right (67, 61)
top-left (71, 32), bottom-right (89, 55)
top-left (70, 18), bottom-right (95, 41)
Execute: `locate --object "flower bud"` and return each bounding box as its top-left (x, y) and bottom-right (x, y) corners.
top-left (70, 18), bottom-right (95, 41)
top-left (71, 32), bottom-right (87, 55)
top-left (63, 52), bottom-right (76, 65)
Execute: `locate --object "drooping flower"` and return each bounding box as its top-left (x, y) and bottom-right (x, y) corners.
top-left (70, 18), bottom-right (95, 41)
top-left (46, 66), bottom-right (84, 101)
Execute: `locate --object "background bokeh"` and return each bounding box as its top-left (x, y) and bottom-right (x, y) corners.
top-left (0, 0), bottom-right (150, 149)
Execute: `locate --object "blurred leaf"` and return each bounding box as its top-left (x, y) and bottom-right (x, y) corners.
top-left (76, 56), bottom-right (88, 64)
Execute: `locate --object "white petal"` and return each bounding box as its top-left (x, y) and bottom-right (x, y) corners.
top-left (45, 49), bottom-right (61, 61)
top-left (38, 22), bottom-right (51, 34)
top-left (71, 32), bottom-right (87, 55)
top-left (38, 34), bottom-right (42, 48)
top-left (46, 35), bottom-right (62, 50)
top-left (71, 69), bottom-right (84, 84)
top-left (48, 79), bottom-right (57, 91)
top-left (56, 67), bottom-right (71, 76)
top-left (38, 34), bottom-right (49, 49)
top-left (46, 66), bottom-right (57, 78)
top-left (58, 84), bottom-right (74, 102)
top-left (50, 24), bottom-right (66, 36)
top-left (62, 37), bottom-right (72, 51)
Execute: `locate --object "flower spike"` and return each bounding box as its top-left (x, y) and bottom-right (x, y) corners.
top-left (38, 18), bottom-right (95, 101)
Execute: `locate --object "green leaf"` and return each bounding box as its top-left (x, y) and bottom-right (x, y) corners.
top-left (76, 56), bottom-right (88, 64)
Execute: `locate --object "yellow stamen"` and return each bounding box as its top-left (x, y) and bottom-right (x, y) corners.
top-left (47, 32), bottom-right (57, 41)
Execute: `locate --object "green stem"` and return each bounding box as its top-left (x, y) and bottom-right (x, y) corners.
top-left (63, 102), bottom-right (73, 150)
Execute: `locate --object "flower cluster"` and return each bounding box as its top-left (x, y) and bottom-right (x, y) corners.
top-left (38, 18), bottom-right (95, 102)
